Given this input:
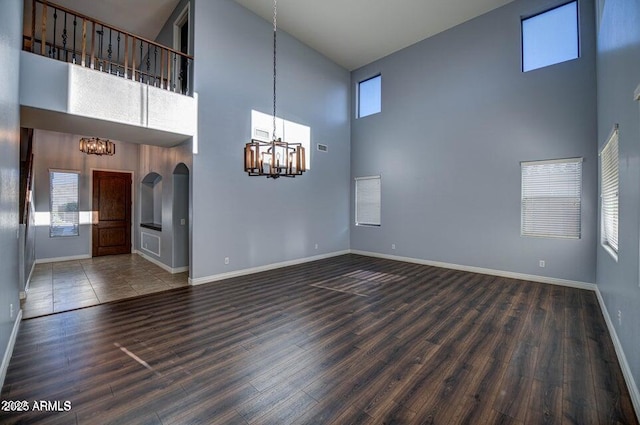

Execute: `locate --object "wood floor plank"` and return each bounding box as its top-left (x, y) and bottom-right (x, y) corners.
top-left (1, 254), bottom-right (637, 425)
top-left (562, 292), bottom-right (600, 425)
top-left (525, 379), bottom-right (563, 425)
top-left (453, 355), bottom-right (506, 423)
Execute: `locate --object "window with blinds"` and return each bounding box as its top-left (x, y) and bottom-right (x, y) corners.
top-left (355, 176), bottom-right (381, 226)
top-left (521, 158), bottom-right (582, 239)
top-left (50, 171), bottom-right (79, 237)
top-left (600, 126), bottom-right (619, 257)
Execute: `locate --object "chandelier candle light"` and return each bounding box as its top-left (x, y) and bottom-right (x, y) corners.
top-left (79, 137), bottom-right (116, 156)
top-left (244, 0), bottom-right (306, 178)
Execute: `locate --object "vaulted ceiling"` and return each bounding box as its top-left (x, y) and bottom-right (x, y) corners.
top-left (234, 0), bottom-right (514, 70)
top-left (30, 0), bottom-right (514, 70)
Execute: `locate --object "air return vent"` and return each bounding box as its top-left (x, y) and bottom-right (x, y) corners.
top-left (254, 128), bottom-right (270, 140)
top-left (317, 143), bottom-right (328, 152)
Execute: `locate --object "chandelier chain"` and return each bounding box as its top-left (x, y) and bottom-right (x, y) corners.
top-left (273, 0), bottom-right (277, 139)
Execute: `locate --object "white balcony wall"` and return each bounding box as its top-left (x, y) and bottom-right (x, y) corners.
top-left (19, 52), bottom-right (196, 147)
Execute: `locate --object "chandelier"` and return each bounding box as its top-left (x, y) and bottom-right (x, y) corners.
top-left (244, 0), bottom-right (306, 178)
top-left (79, 137), bottom-right (116, 156)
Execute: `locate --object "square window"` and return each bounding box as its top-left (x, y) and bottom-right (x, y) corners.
top-left (521, 158), bottom-right (582, 239)
top-left (522, 1), bottom-right (579, 72)
top-left (358, 75), bottom-right (381, 118)
top-left (355, 176), bottom-right (381, 226)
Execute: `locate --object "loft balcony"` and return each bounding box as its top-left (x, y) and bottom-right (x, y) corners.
top-left (19, 0), bottom-right (197, 146)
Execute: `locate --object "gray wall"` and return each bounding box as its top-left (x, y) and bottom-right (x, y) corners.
top-left (0, 0), bottom-right (22, 384)
top-left (138, 142), bottom-right (192, 270)
top-left (154, 0), bottom-right (193, 271)
top-left (155, 0), bottom-right (194, 56)
top-left (32, 130), bottom-right (140, 260)
top-left (351, 0), bottom-right (597, 284)
top-left (154, 0), bottom-right (194, 95)
top-left (595, 0), bottom-right (640, 399)
top-left (190, 0), bottom-right (351, 280)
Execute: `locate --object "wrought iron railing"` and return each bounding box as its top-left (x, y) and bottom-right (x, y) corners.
top-left (24, 0), bottom-right (193, 95)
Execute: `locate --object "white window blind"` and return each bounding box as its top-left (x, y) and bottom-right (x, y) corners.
top-left (50, 171), bottom-right (79, 237)
top-left (521, 158), bottom-right (582, 238)
top-left (355, 176), bottom-right (381, 226)
top-left (601, 126), bottom-right (619, 254)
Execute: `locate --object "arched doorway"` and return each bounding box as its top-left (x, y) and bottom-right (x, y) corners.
top-left (172, 163), bottom-right (189, 270)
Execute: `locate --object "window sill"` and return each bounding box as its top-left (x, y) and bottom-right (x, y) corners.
top-left (601, 243), bottom-right (618, 262)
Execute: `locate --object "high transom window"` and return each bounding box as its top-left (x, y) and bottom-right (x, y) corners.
top-left (522, 1), bottom-right (579, 72)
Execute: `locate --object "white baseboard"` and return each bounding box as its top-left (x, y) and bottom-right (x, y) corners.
top-left (349, 250), bottom-right (596, 291)
top-left (35, 254), bottom-right (92, 264)
top-left (595, 288), bottom-right (640, 422)
top-left (135, 251), bottom-right (188, 274)
top-left (349, 251), bottom-right (637, 419)
top-left (0, 309), bottom-right (22, 390)
top-left (189, 250), bottom-right (351, 286)
top-left (172, 266), bottom-right (189, 273)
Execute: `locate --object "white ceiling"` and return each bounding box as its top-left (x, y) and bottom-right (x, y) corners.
top-left (233, 0), bottom-right (515, 70)
top-left (24, 0), bottom-right (181, 41)
top-left (34, 0), bottom-right (514, 71)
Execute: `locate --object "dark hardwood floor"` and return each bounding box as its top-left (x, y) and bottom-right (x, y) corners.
top-left (1, 254), bottom-right (637, 424)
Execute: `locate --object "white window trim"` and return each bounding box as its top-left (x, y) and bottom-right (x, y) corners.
top-left (600, 124), bottom-right (619, 261)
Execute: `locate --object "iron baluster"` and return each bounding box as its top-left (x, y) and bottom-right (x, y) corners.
top-left (145, 44), bottom-right (151, 84)
top-left (51, 8), bottom-right (57, 58)
top-left (108, 28), bottom-right (113, 74)
top-left (62, 12), bottom-right (67, 62)
top-left (117, 33), bottom-right (121, 76)
top-left (72, 15), bottom-right (77, 63)
top-left (173, 53), bottom-right (177, 91)
top-left (153, 46), bottom-right (157, 86)
top-left (96, 26), bottom-right (104, 71)
top-left (139, 42), bottom-right (143, 82)
top-left (176, 54), bottom-right (184, 93)
top-left (185, 59), bottom-right (190, 95)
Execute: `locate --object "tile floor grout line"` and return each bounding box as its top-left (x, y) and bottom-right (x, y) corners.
top-left (21, 254), bottom-right (189, 319)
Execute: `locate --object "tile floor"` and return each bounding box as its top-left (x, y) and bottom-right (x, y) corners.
top-left (21, 254), bottom-right (189, 319)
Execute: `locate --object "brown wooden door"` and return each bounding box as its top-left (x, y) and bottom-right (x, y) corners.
top-left (92, 171), bottom-right (132, 257)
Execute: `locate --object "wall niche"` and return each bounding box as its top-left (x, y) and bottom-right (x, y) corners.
top-left (141, 172), bottom-right (162, 231)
